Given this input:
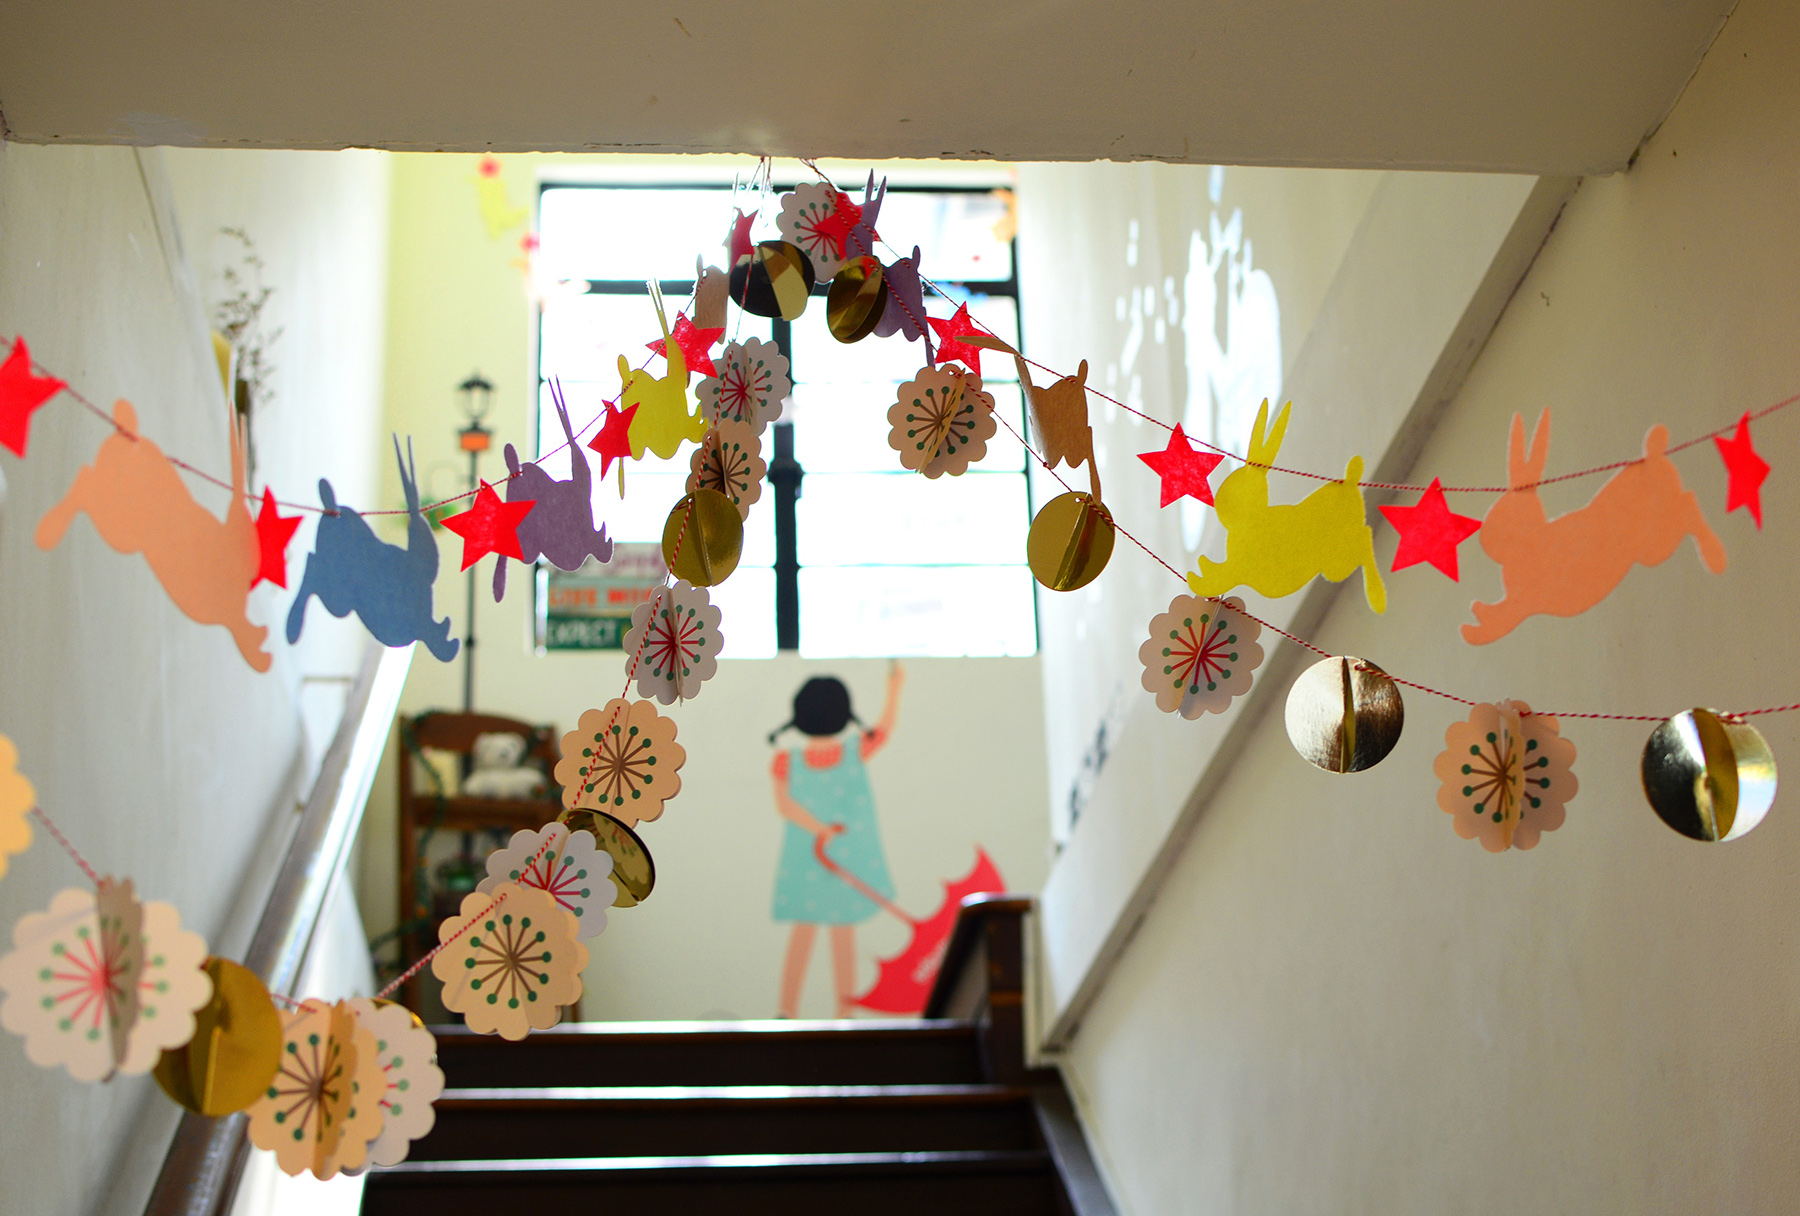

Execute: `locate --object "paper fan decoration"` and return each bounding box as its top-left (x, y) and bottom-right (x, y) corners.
top-left (0, 881), bottom-right (210, 1081)
top-left (687, 423), bottom-right (765, 519)
top-left (477, 823), bottom-right (614, 938)
top-left (622, 580), bottom-right (723, 705)
top-left (888, 367), bottom-right (998, 479)
top-left (247, 998), bottom-right (385, 1178)
top-left (431, 883), bottom-right (587, 1040)
top-left (346, 998), bottom-right (445, 1168)
top-left (0, 734), bottom-right (34, 880)
top-left (776, 183), bottom-right (851, 282)
top-left (697, 338), bottom-right (790, 433)
top-left (1137, 594), bottom-right (1264, 718)
top-left (1433, 700), bottom-right (1578, 852)
top-left (556, 700), bottom-right (687, 827)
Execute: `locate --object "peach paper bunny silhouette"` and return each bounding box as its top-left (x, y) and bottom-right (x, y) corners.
top-left (1462, 410), bottom-right (1726, 645)
top-left (1187, 399), bottom-right (1386, 613)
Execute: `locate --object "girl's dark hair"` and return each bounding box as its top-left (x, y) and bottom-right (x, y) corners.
top-left (768, 676), bottom-right (864, 745)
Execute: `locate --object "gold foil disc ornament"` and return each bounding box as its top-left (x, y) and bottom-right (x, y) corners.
top-left (662, 488), bottom-right (743, 586)
top-left (1640, 708), bottom-right (1777, 842)
top-left (827, 256), bottom-right (889, 343)
top-left (1027, 492), bottom-right (1115, 591)
top-left (561, 809), bottom-right (656, 907)
top-left (152, 957), bottom-right (282, 1116)
top-left (1284, 656), bottom-right (1405, 773)
top-left (729, 240), bottom-right (815, 321)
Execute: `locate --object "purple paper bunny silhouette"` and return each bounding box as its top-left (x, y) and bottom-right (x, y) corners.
top-left (286, 436), bottom-right (460, 662)
top-left (875, 244), bottom-right (933, 363)
top-left (846, 172), bottom-right (887, 259)
top-left (492, 380), bottom-right (615, 601)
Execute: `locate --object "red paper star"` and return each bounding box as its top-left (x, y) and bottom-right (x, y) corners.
top-left (251, 487), bottom-right (302, 590)
top-left (813, 191), bottom-right (865, 260)
top-left (927, 305), bottom-right (986, 375)
top-left (1137, 425), bottom-right (1225, 507)
top-left (1713, 411), bottom-right (1770, 528)
top-left (0, 337), bottom-right (66, 458)
top-left (646, 312), bottom-right (726, 378)
top-left (587, 402), bottom-right (638, 477)
top-left (478, 155), bottom-right (501, 178)
top-left (441, 481), bottom-right (536, 571)
top-left (725, 209), bottom-right (756, 264)
top-left (1379, 478), bottom-right (1483, 580)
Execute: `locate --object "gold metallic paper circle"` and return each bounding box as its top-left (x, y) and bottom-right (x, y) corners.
top-left (662, 488), bottom-right (744, 586)
top-left (562, 809), bottom-right (657, 907)
top-left (1284, 655), bottom-right (1405, 773)
top-left (1640, 708), bottom-right (1778, 841)
top-left (827, 257), bottom-right (889, 343)
top-left (1027, 492), bottom-right (1115, 591)
top-left (728, 240), bottom-right (815, 321)
top-left (152, 957), bottom-right (282, 1116)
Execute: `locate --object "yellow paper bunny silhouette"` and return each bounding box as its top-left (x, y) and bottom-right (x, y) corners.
top-left (624, 289), bottom-right (707, 460)
top-left (1187, 400), bottom-right (1386, 613)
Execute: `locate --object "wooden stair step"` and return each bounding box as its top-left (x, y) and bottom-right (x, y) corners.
top-left (413, 1084), bottom-right (1038, 1159)
top-left (364, 1149), bottom-right (1061, 1216)
top-left (432, 1019), bottom-right (986, 1089)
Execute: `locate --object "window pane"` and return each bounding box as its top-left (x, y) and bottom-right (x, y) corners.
top-left (790, 317), bottom-right (932, 385)
top-left (874, 191), bottom-right (1014, 283)
top-left (712, 565), bottom-right (777, 659)
top-left (796, 471), bottom-right (1030, 567)
top-left (799, 565), bottom-right (1035, 658)
top-left (791, 382), bottom-right (1026, 475)
top-left (539, 187), bottom-right (733, 282)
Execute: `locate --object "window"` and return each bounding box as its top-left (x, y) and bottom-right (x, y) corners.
top-left (533, 178), bottom-right (1035, 659)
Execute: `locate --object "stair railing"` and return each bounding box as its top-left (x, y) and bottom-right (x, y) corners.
top-left (141, 640), bottom-right (413, 1216)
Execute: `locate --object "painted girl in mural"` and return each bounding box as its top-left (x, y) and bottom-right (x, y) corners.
top-left (769, 664), bottom-right (904, 1018)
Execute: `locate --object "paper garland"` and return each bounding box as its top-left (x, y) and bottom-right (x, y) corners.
top-left (687, 422), bottom-right (766, 518)
top-left (777, 183), bottom-right (855, 284)
top-left (431, 883), bottom-right (587, 1040)
top-left (477, 824), bottom-right (614, 939)
top-left (0, 336), bottom-right (65, 457)
top-left (246, 998), bottom-right (385, 1178)
top-left (1464, 412), bottom-right (1727, 644)
top-left (0, 735), bottom-right (34, 880)
top-left (889, 367), bottom-right (997, 478)
top-left (555, 700), bottom-right (686, 827)
top-left (1433, 701), bottom-right (1577, 851)
top-left (0, 883), bottom-right (210, 1081)
top-left (697, 337), bottom-right (790, 433)
top-left (345, 998), bottom-right (445, 1169)
top-left (622, 581), bottom-right (724, 705)
top-left (1138, 595), bottom-right (1264, 718)
top-left (493, 383), bottom-right (616, 601)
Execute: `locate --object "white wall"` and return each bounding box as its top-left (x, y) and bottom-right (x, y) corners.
top-left (0, 145), bottom-right (389, 1216)
top-left (1044, 0), bottom-right (1800, 1210)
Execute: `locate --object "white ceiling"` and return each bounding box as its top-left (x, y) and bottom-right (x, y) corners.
top-left (0, 0), bottom-right (1735, 174)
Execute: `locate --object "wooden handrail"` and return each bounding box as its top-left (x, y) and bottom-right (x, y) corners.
top-left (141, 640), bottom-right (414, 1216)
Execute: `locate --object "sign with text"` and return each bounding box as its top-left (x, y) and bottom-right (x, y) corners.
top-left (541, 544), bottom-right (666, 651)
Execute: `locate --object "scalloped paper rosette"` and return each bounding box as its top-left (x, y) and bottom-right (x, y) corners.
top-left (688, 422), bottom-right (765, 519)
top-left (0, 881), bottom-right (210, 1082)
top-left (346, 998), bottom-right (445, 1168)
top-left (1138, 595), bottom-right (1264, 718)
top-left (555, 699), bottom-right (686, 827)
top-left (888, 367), bottom-right (997, 479)
top-left (697, 338), bottom-right (790, 433)
top-left (776, 183), bottom-right (850, 283)
top-left (1433, 700), bottom-right (1578, 852)
top-left (431, 883), bottom-right (587, 1040)
top-left (246, 998), bottom-right (385, 1179)
top-left (0, 734), bottom-right (34, 880)
top-left (622, 580), bottom-right (723, 705)
top-left (477, 823), bottom-right (614, 938)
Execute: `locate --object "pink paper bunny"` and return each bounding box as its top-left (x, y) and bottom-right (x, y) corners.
top-left (1462, 410), bottom-right (1727, 645)
top-left (1189, 400), bottom-right (1386, 612)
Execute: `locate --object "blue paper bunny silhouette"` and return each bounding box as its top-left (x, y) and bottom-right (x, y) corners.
top-left (286, 436), bottom-right (460, 661)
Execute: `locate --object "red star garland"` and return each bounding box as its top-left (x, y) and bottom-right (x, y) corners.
top-left (812, 191), bottom-right (865, 259)
top-left (0, 337), bottom-right (66, 457)
top-left (251, 487), bottom-right (302, 590)
top-left (587, 402), bottom-right (638, 477)
top-left (646, 313), bottom-right (726, 378)
top-left (1137, 425), bottom-right (1225, 507)
top-left (725, 210), bottom-right (756, 264)
top-left (1713, 411), bottom-right (1771, 528)
top-left (927, 305), bottom-right (986, 375)
top-left (441, 481), bottom-right (537, 571)
top-left (1378, 477), bottom-right (1483, 580)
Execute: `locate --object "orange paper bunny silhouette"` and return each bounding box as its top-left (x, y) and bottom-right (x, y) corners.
top-left (1462, 411), bottom-right (1726, 645)
top-left (37, 399), bottom-right (269, 670)
top-left (1187, 400), bottom-right (1386, 613)
top-left (967, 333), bottom-right (1099, 496)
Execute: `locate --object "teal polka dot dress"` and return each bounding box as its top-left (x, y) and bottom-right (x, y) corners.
top-left (773, 738), bottom-right (894, 925)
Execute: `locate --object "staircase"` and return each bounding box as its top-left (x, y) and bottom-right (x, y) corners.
top-left (362, 899), bottom-right (1114, 1215)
